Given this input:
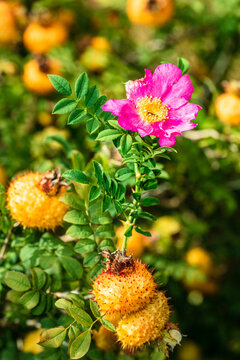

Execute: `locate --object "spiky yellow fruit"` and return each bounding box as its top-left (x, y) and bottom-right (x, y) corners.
top-left (116, 291), bottom-right (170, 349)
top-left (22, 329), bottom-right (43, 354)
top-left (7, 170), bottom-right (68, 230)
top-left (93, 325), bottom-right (118, 351)
top-left (92, 256), bottom-right (156, 315)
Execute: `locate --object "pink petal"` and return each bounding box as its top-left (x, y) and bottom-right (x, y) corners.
top-left (125, 69), bottom-right (153, 101)
top-left (102, 99), bottom-right (130, 116)
top-left (169, 103), bottom-right (202, 121)
top-left (158, 132), bottom-right (180, 147)
top-left (151, 63), bottom-right (182, 98)
top-left (163, 74), bottom-right (194, 109)
top-left (117, 102), bottom-right (153, 136)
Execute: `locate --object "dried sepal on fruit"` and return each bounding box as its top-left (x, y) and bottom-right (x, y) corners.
top-left (7, 169), bottom-right (68, 230)
top-left (92, 250), bottom-right (156, 315)
top-left (116, 291), bottom-right (170, 350)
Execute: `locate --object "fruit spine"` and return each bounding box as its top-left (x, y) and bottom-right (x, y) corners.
top-left (92, 250), bottom-right (181, 351)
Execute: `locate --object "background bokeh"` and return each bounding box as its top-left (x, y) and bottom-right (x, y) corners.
top-left (0, 0), bottom-right (240, 359)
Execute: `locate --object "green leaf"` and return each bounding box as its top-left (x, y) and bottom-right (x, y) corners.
top-left (177, 57), bottom-right (190, 75)
top-left (86, 117), bottom-right (100, 134)
top-left (64, 210), bottom-right (89, 225)
top-left (96, 224), bottom-right (114, 238)
top-left (63, 170), bottom-right (90, 184)
top-left (98, 239), bottom-right (115, 252)
top-left (44, 135), bottom-right (72, 156)
top-left (6, 290), bottom-right (24, 303)
top-left (108, 120), bottom-right (123, 131)
top-left (102, 195), bottom-right (111, 213)
top-left (39, 328), bottom-right (67, 348)
top-left (90, 300), bottom-right (100, 318)
top-left (75, 73), bottom-right (89, 99)
top-left (138, 211), bottom-right (157, 221)
top-left (124, 225), bottom-right (133, 237)
top-left (89, 186), bottom-right (101, 202)
top-left (93, 95), bottom-right (107, 114)
top-left (68, 326), bottom-right (82, 347)
top-left (115, 167), bottom-right (134, 182)
top-left (120, 134), bottom-right (132, 155)
top-left (31, 268), bottom-right (46, 290)
top-left (142, 197), bottom-right (159, 206)
top-left (4, 271), bottom-right (31, 292)
top-left (85, 85), bottom-right (99, 108)
top-left (68, 109), bottom-right (87, 125)
top-left (69, 307), bottom-right (93, 327)
top-left (32, 293), bottom-right (47, 315)
top-left (19, 290), bottom-right (40, 310)
top-left (96, 129), bottom-right (121, 142)
top-left (101, 318), bottom-right (116, 332)
top-left (83, 253), bottom-right (100, 267)
top-left (66, 225), bottom-right (93, 239)
top-left (55, 298), bottom-right (73, 310)
top-left (48, 75), bottom-right (72, 96)
top-left (67, 294), bottom-right (85, 308)
top-left (52, 99), bottom-right (77, 114)
top-left (93, 161), bottom-right (103, 185)
top-left (143, 179), bottom-right (158, 190)
top-left (70, 331), bottom-right (91, 359)
top-left (135, 227), bottom-right (151, 237)
top-left (74, 239), bottom-right (96, 254)
top-left (91, 215), bottom-right (112, 224)
top-left (60, 193), bottom-right (84, 210)
top-left (59, 256), bottom-right (83, 279)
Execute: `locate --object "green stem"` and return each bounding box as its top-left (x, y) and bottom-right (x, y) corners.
top-left (122, 162), bottom-right (142, 252)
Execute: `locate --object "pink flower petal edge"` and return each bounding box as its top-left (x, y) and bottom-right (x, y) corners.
top-left (102, 63), bottom-right (202, 147)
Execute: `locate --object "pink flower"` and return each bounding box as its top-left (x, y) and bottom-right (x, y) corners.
top-left (102, 63), bottom-right (202, 147)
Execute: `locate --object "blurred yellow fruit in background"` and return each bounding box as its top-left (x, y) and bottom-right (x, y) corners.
top-left (126, 0), bottom-right (174, 27)
top-left (80, 46), bottom-right (110, 72)
top-left (37, 111), bottom-right (53, 127)
top-left (93, 325), bottom-right (117, 351)
top-left (0, 1), bottom-right (18, 45)
top-left (23, 21), bottom-right (68, 54)
top-left (0, 166), bottom-right (7, 187)
top-left (22, 329), bottom-right (43, 354)
top-left (153, 216), bottom-right (181, 238)
top-left (178, 340), bottom-right (202, 360)
top-left (91, 36), bottom-right (112, 52)
top-left (23, 58), bottom-right (61, 95)
top-left (215, 93), bottom-right (240, 126)
top-left (185, 247), bottom-right (212, 274)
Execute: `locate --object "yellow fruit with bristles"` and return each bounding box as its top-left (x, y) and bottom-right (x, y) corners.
top-left (7, 170), bottom-right (68, 230)
top-left (93, 325), bottom-right (118, 351)
top-left (22, 329), bottom-right (43, 354)
top-left (92, 258), bottom-right (156, 315)
top-left (185, 247), bottom-right (212, 274)
top-left (116, 291), bottom-right (170, 349)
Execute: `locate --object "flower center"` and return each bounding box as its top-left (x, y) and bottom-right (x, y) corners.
top-left (136, 96), bottom-right (169, 124)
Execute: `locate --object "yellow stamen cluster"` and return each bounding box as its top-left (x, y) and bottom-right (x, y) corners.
top-left (136, 96), bottom-right (169, 124)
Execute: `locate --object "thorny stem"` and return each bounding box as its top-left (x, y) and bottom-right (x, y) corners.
top-left (122, 162), bottom-right (142, 251)
top-left (0, 222), bottom-right (19, 261)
